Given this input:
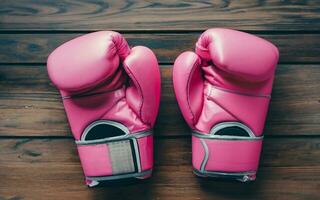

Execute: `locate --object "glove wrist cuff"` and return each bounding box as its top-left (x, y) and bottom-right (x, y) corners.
top-left (76, 129), bottom-right (153, 187)
top-left (191, 122), bottom-right (263, 182)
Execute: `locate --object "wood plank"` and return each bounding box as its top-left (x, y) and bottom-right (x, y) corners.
top-left (1, 64), bottom-right (319, 137)
top-left (0, 138), bottom-right (319, 200)
top-left (0, 1), bottom-right (319, 31)
top-left (0, 33), bottom-right (319, 64)
top-left (1, 166), bottom-right (318, 200)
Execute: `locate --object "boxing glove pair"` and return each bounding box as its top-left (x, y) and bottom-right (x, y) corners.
top-left (47, 29), bottom-right (279, 186)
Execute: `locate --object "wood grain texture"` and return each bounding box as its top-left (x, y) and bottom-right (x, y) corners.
top-left (0, 64), bottom-right (319, 137)
top-left (1, 1), bottom-right (320, 199)
top-left (0, 0), bottom-right (320, 31)
top-left (0, 33), bottom-right (319, 64)
top-left (0, 138), bottom-right (319, 200)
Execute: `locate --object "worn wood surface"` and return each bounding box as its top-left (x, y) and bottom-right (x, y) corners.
top-left (0, 0), bottom-right (319, 200)
top-left (0, 0), bottom-right (320, 31)
top-left (0, 33), bottom-right (319, 64)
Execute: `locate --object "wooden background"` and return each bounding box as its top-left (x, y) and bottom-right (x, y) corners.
top-left (0, 1), bottom-right (319, 199)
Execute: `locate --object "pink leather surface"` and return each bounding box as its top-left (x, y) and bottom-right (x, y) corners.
top-left (138, 135), bottom-right (154, 171)
top-left (192, 136), bottom-right (205, 170)
top-left (196, 28), bottom-right (279, 82)
top-left (172, 51), bottom-right (203, 129)
top-left (47, 31), bottom-right (160, 180)
top-left (202, 63), bottom-right (275, 96)
top-left (192, 136), bottom-right (262, 172)
top-left (124, 46), bottom-right (161, 127)
top-left (77, 144), bottom-right (112, 177)
top-left (47, 31), bottom-right (130, 92)
top-left (62, 89), bottom-right (126, 140)
top-left (195, 84), bottom-right (270, 136)
top-left (173, 28), bottom-right (279, 175)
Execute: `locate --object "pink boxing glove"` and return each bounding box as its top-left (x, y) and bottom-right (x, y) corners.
top-left (173, 28), bottom-right (279, 182)
top-left (47, 31), bottom-right (161, 187)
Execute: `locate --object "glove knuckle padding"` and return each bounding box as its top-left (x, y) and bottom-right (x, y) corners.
top-left (174, 28), bottom-right (279, 181)
top-left (47, 31), bottom-right (121, 92)
top-left (196, 28), bottom-right (279, 82)
top-left (173, 51), bottom-right (203, 128)
top-left (47, 31), bottom-right (159, 186)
